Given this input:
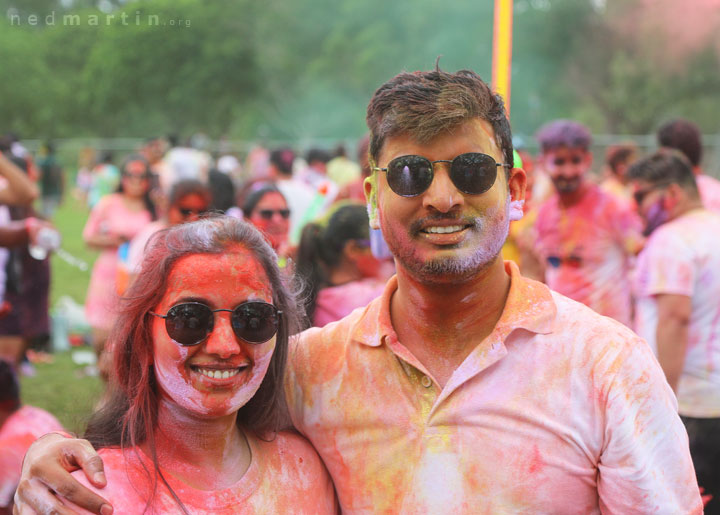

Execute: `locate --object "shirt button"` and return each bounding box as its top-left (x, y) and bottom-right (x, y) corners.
top-left (420, 375), bottom-right (433, 388)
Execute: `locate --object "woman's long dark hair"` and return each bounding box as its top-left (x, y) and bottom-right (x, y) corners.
top-left (116, 154), bottom-right (157, 220)
top-left (295, 202), bottom-right (370, 323)
top-left (83, 216), bottom-right (302, 512)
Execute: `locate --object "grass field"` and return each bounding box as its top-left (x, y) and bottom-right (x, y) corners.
top-left (19, 197), bottom-right (104, 432)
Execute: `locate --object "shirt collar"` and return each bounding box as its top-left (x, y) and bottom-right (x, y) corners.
top-left (350, 261), bottom-right (557, 348)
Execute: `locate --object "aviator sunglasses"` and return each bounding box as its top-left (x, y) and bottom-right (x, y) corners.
top-left (150, 301), bottom-right (282, 346)
top-left (372, 152), bottom-right (511, 197)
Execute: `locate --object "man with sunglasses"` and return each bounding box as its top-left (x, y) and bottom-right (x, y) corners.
top-left (628, 149), bottom-right (720, 514)
top-left (14, 70), bottom-right (701, 514)
top-left (532, 119), bottom-right (644, 328)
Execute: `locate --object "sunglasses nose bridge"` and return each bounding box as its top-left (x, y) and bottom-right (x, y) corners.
top-left (203, 311), bottom-right (244, 358)
top-left (421, 162), bottom-right (464, 212)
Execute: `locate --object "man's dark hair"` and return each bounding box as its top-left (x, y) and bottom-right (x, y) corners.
top-left (536, 119), bottom-right (592, 153)
top-left (168, 179), bottom-right (211, 208)
top-left (627, 149), bottom-right (699, 196)
top-left (606, 143), bottom-right (637, 175)
top-left (0, 360), bottom-right (21, 413)
top-left (269, 148), bottom-right (295, 176)
top-left (306, 148), bottom-right (331, 165)
top-left (657, 119), bottom-right (702, 167)
top-left (366, 69), bottom-right (514, 168)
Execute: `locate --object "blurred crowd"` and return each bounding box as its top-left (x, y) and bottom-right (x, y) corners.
top-left (1, 114), bottom-right (720, 511)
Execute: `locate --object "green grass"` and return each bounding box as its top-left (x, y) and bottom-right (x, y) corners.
top-left (20, 351), bottom-right (105, 433)
top-left (19, 196), bottom-right (103, 432)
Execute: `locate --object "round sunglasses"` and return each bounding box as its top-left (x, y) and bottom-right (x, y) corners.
top-left (372, 152), bottom-right (510, 197)
top-left (150, 301), bottom-right (281, 346)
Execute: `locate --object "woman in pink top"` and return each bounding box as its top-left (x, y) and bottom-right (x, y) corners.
top-left (82, 156), bottom-right (155, 365)
top-left (296, 202), bottom-right (385, 327)
top-left (70, 217), bottom-right (335, 514)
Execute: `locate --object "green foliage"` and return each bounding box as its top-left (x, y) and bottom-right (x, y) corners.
top-left (1, 0), bottom-right (719, 141)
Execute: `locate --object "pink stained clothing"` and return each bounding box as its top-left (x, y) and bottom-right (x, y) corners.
top-left (633, 208), bottom-right (720, 418)
top-left (313, 278), bottom-right (386, 328)
top-left (534, 184), bottom-right (643, 327)
top-left (0, 406), bottom-right (64, 507)
top-left (69, 431), bottom-right (337, 514)
top-left (83, 194), bottom-right (152, 329)
top-left (599, 175), bottom-right (634, 211)
top-left (285, 262), bottom-right (702, 514)
top-left (697, 174), bottom-right (720, 213)
top-left (127, 219), bottom-right (169, 274)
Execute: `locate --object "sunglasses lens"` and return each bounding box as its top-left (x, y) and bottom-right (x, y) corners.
top-left (451, 153), bottom-right (497, 195)
top-left (231, 302), bottom-right (280, 343)
top-left (280, 209), bottom-right (290, 219)
top-left (387, 156), bottom-right (433, 197)
top-left (165, 303), bottom-right (213, 346)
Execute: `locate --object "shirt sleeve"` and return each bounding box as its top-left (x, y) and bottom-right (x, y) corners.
top-left (610, 203), bottom-right (644, 255)
top-left (596, 337), bottom-right (702, 514)
top-left (641, 232), bottom-right (695, 297)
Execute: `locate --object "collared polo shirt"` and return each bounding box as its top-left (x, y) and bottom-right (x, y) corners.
top-left (286, 262), bottom-right (701, 514)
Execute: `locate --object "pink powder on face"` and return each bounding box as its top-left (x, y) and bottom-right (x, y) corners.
top-left (152, 250), bottom-right (276, 417)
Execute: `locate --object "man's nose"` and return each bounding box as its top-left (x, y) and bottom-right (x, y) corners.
top-left (422, 165), bottom-right (464, 213)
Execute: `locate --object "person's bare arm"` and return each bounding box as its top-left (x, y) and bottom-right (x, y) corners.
top-left (655, 293), bottom-right (692, 392)
top-left (83, 233), bottom-right (126, 250)
top-left (13, 433), bottom-right (112, 515)
top-left (0, 153), bottom-right (38, 206)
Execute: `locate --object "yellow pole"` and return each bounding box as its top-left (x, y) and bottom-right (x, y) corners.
top-left (491, 0), bottom-right (514, 115)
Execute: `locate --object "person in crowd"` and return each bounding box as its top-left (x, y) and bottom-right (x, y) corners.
top-left (161, 134), bottom-right (212, 193)
top-left (337, 135), bottom-right (372, 202)
top-left (600, 142), bottom-right (638, 210)
top-left (628, 149), bottom-right (720, 514)
top-left (532, 119), bottom-right (644, 327)
top-left (78, 217), bottom-right (333, 513)
top-left (36, 141), bottom-right (64, 219)
top-left (74, 147), bottom-right (96, 206)
top-left (241, 183), bottom-right (291, 265)
top-left (299, 148), bottom-right (332, 189)
top-left (207, 167), bottom-right (236, 214)
top-left (87, 152), bottom-right (120, 209)
top-left (327, 143), bottom-right (361, 188)
top-left (0, 150), bottom-right (50, 370)
top-left (83, 156), bottom-right (155, 374)
top-left (126, 179), bottom-right (211, 279)
top-left (296, 202), bottom-right (383, 327)
top-left (14, 68), bottom-right (702, 514)
top-left (657, 118), bottom-right (720, 213)
top-left (268, 148), bottom-right (315, 244)
top-left (0, 360), bottom-right (63, 514)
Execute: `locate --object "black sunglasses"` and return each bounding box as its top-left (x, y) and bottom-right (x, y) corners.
top-left (150, 301), bottom-right (282, 346)
top-left (178, 207), bottom-right (207, 217)
top-left (371, 153), bottom-right (510, 197)
top-left (258, 209), bottom-right (290, 220)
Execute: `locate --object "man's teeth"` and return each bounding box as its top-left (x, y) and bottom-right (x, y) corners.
top-left (425, 225), bottom-right (464, 234)
top-left (197, 368), bottom-right (240, 379)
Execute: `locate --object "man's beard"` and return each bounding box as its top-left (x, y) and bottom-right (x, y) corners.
top-left (386, 202), bottom-right (510, 284)
top-left (552, 176), bottom-right (582, 194)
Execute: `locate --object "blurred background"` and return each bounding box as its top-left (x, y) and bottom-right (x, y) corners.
top-left (0, 0), bottom-right (719, 430)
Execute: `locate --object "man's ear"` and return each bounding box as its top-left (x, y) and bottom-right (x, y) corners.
top-left (364, 175), bottom-right (380, 230)
top-left (664, 183), bottom-right (684, 211)
top-left (507, 167), bottom-right (527, 202)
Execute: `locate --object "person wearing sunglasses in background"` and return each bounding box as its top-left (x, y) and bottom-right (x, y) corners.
top-left (628, 150), bottom-right (720, 514)
top-left (296, 202), bottom-right (385, 328)
top-left (15, 69), bottom-right (701, 514)
top-left (71, 217), bottom-right (335, 513)
top-left (241, 183), bottom-right (292, 266)
top-left (82, 156), bottom-right (156, 377)
top-left (531, 120), bottom-right (644, 328)
top-left (126, 179), bottom-right (211, 283)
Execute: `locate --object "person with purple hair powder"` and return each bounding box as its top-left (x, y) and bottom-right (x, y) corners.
top-left (533, 119), bottom-right (644, 327)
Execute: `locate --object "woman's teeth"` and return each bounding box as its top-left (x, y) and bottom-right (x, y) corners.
top-left (425, 225), bottom-right (464, 234)
top-left (197, 368), bottom-right (240, 379)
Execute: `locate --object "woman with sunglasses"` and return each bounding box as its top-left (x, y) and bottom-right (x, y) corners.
top-left (69, 217), bottom-right (335, 513)
top-left (296, 202), bottom-right (385, 327)
top-left (83, 155), bottom-right (156, 373)
top-left (240, 183), bottom-right (292, 265)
